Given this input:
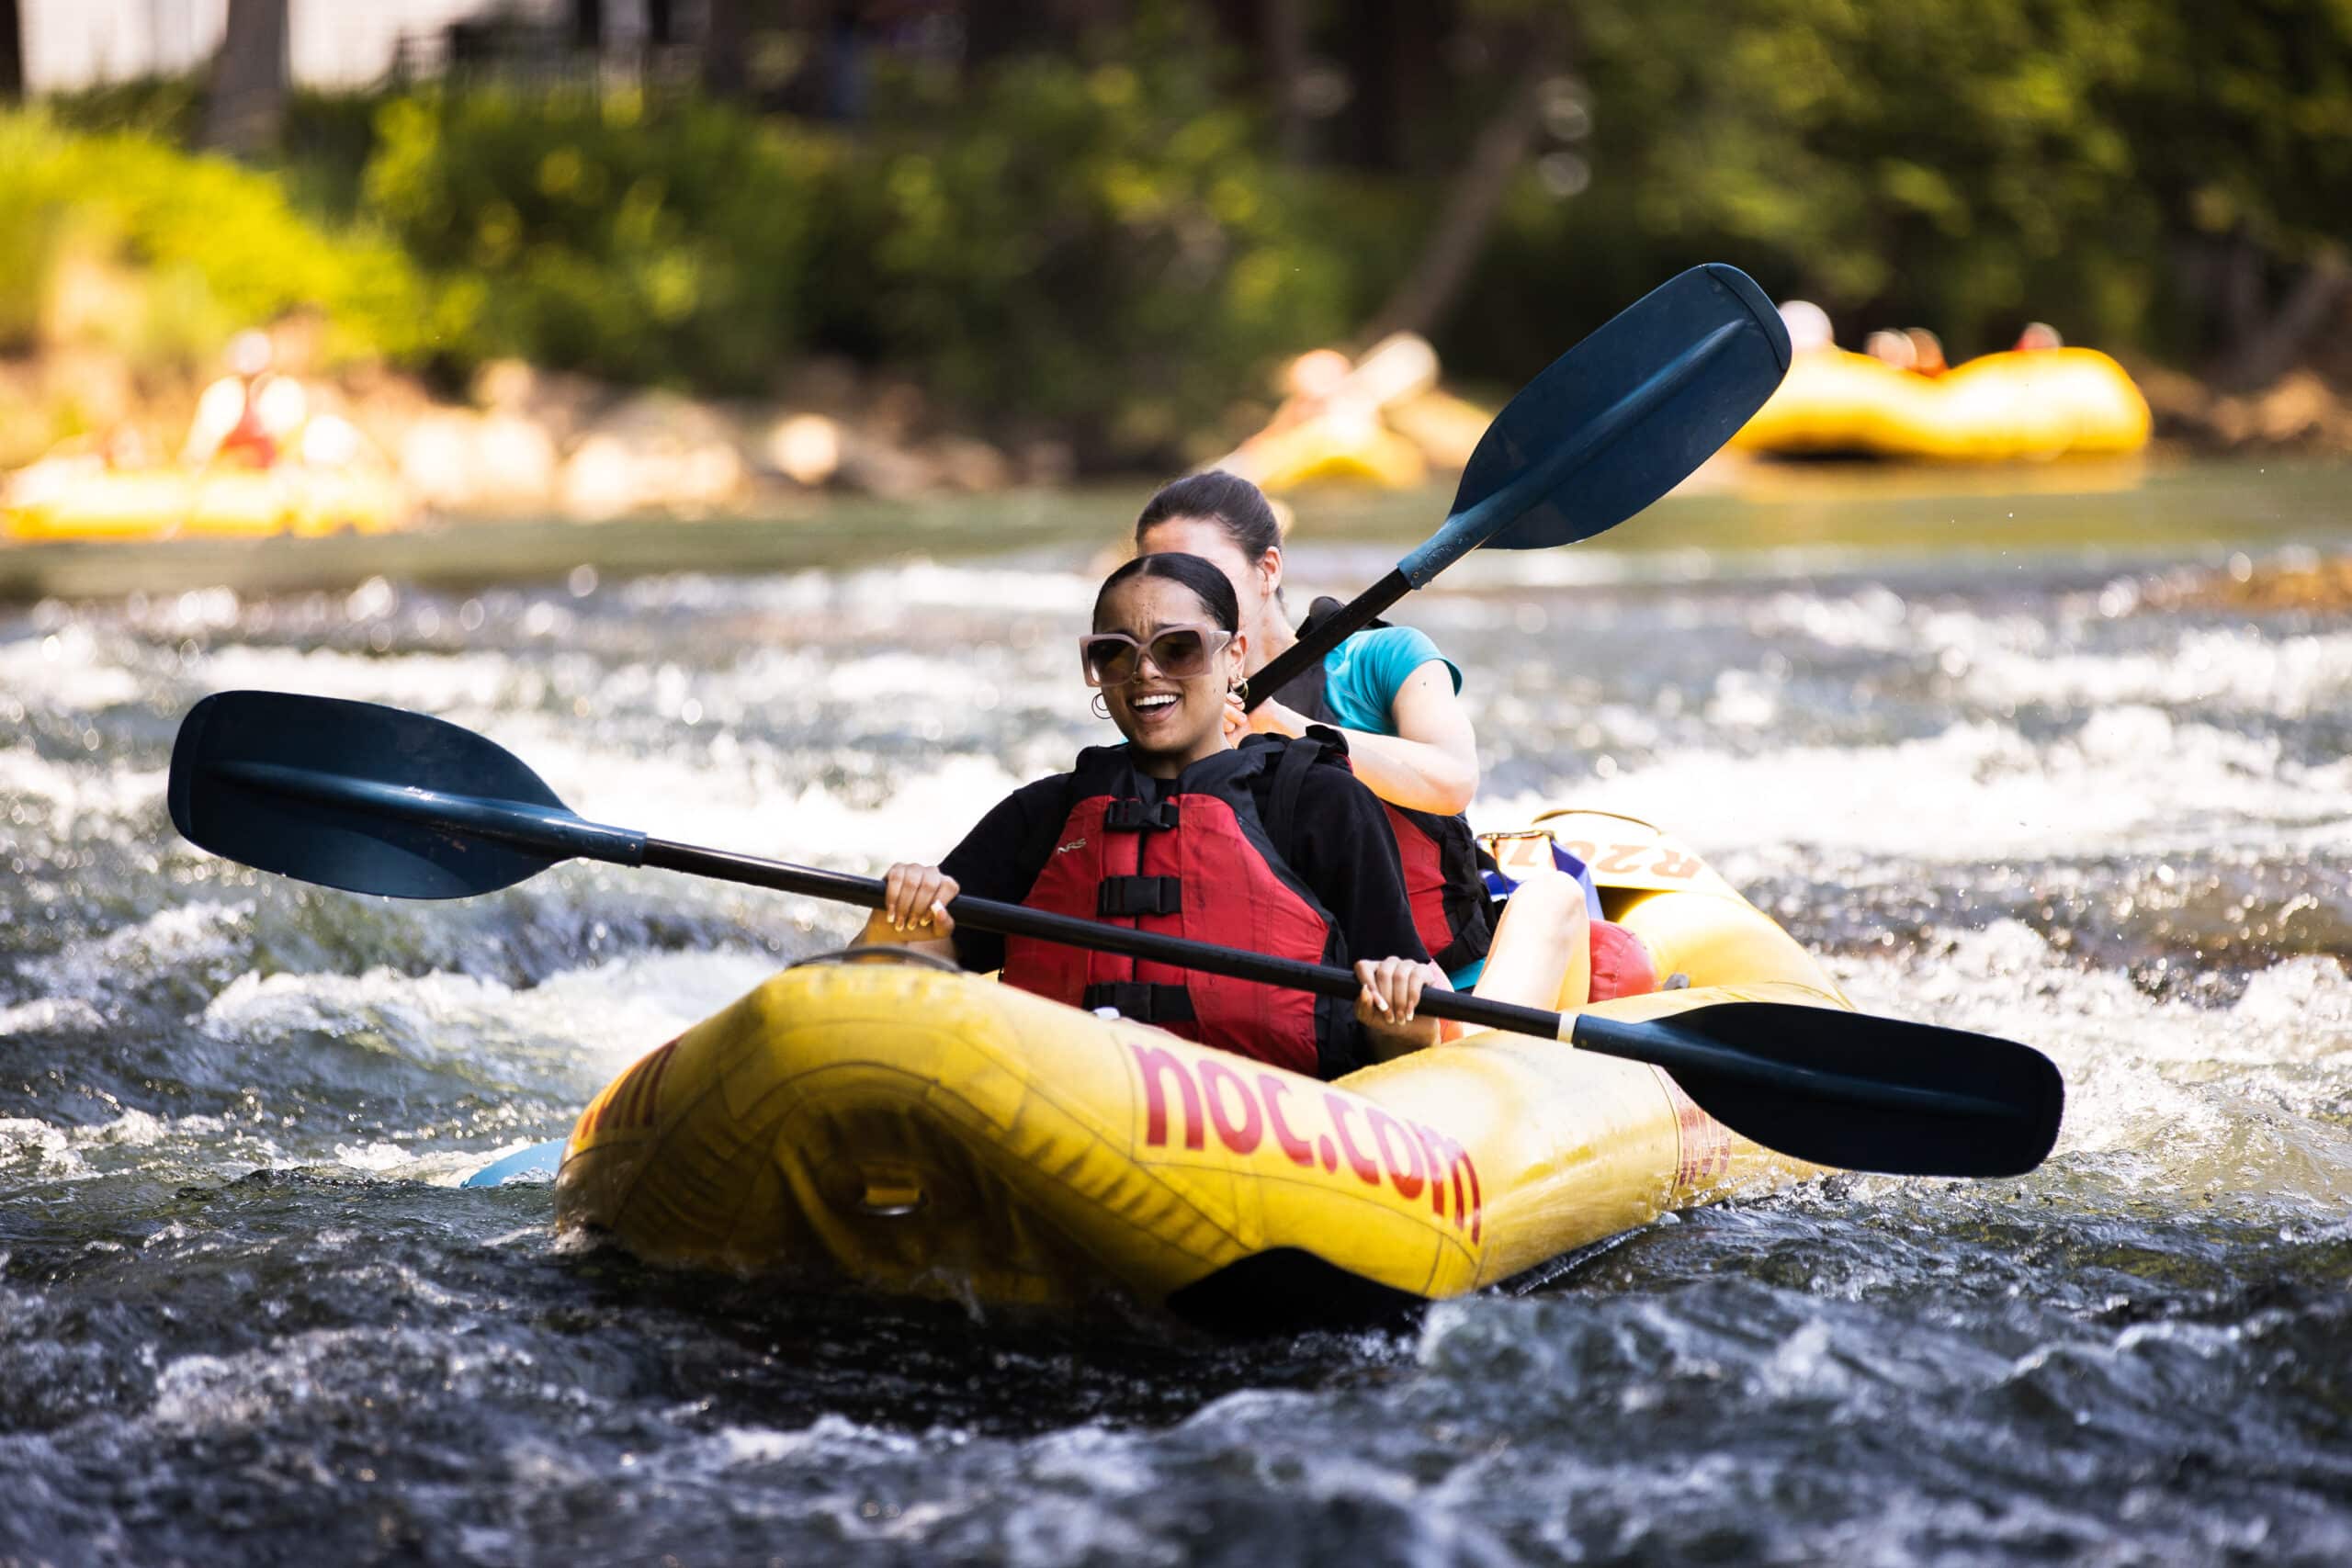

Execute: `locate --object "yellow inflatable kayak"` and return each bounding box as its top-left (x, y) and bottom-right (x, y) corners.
top-left (1731, 346), bottom-right (2152, 460)
top-left (553, 809), bottom-right (1848, 1325)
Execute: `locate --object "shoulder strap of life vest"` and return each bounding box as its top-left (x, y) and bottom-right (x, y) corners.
top-left (1265, 596), bottom-right (1382, 726)
top-left (1261, 724), bottom-right (1336, 843)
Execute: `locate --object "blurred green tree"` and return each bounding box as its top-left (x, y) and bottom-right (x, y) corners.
top-left (1430, 0), bottom-right (2350, 382)
top-left (2116, 0), bottom-right (2352, 382)
top-left (0, 109), bottom-right (440, 368)
top-left (361, 86), bottom-right (836, 391)
top-left (17, 0), bottom-right (2350, 457)
top-left (812, 7), bottom-right (1352, 461)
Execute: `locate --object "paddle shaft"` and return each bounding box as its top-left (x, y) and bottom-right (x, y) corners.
top-left (650, 840), bottom-right (2014, 1114)
top-left (208, 759), bottom-right (2007, 1114)
top-left (1245, 570), bottom-right (1408, 714)
top-left (642, 837), bottom-right (1549, 1035)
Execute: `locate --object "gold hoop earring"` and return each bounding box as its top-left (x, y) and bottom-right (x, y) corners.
top-left (1090, 693), bottom-right (1112, 719)
top-left (1229, 676), bottom-right (1249, 703)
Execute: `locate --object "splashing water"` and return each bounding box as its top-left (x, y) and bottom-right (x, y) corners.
top-left (3, 467), bottom-right (2349, 1563)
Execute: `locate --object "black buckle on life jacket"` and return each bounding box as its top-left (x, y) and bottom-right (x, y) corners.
top-left (1103, 798), bottom-right (1181, 832)
top-left (1081, 982), bottom-right (1196, 1024)
top-left (1097, 875), bottom-right (1182, 917)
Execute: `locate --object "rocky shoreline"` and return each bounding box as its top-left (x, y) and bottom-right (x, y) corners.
top-left (6, 343), bottom-right (2349, 531)
top-left (378, 357), bottom-right (1064, 522)
top-left (2133, 364), bottom-right (2352, 457)
top-left (0, 345), bottom-right (1072, 532)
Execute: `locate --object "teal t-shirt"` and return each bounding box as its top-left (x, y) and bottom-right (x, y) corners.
top-left (1311, 626), bottom-right (1484, 987)
top-left (1314, 626), bottom-right (1463, 736)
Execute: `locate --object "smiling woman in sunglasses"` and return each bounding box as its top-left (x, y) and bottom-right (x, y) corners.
top-left (1133, 470), bottom-right (1667, 1015)
top-left (856, 551), bottom-right (1446, 1077)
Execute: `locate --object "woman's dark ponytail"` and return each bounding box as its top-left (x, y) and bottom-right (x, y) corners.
top-left (1133, 470), bottom-right (1283, 568)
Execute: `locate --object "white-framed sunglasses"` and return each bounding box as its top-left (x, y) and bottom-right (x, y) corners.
top-left (1078, 623), bottom-right (1235, 687)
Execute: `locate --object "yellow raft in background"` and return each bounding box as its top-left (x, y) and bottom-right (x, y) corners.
top-left (1731, 346), bottom-right (2152, 461)
top-left (554, 810), bottom-right (1844, 1326)
top-left (2, 464), bottom-right (413, 543)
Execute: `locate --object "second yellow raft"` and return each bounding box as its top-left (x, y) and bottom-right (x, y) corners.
top-left (554, 810), bottom-right (1844, 1325)
top-left (1732, 346), bottom-right (2151, 461)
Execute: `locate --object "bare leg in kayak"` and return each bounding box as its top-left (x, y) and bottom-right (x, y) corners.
top-left (1468, 869), bottom-right (1591, 1013)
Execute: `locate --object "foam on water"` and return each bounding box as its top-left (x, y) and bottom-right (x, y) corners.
top-left (1964, 626), bottom-right (2352, 718)
top-left (0, 997), bottom-right (107, 1038)
top-left (0, 623), bottom-right (146, 711)
top-left (6, 505), bottom-right (2352, 1565)
top-left (20, 898), bottom-right (254, 998)
top-left (0, 1107), bottom-right (251, 1181)
top-left (1823, 919), bottom-right (2352, 1205)
top-left (193, 643), bottom-right (548, 714)
top-left (1478, 705), bottom-right (2352, 858)
top-left (199, 947), bottom-right (773, 1088)
top-left (0, 745), bottom-right (165, 837)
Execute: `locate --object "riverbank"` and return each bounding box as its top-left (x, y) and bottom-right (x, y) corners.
top-left (10, 329), bottom-right (2352, 539)
top-left (1, 350), bottom-right (1067, 529)
top-left (6, 455), bottom-right (2346, 606)
top-left (2136, 363), bottom-right (2352, 456)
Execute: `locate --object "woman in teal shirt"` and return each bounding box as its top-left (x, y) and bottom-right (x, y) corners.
top-left (1135, 470), bottom-right (1600, 1015)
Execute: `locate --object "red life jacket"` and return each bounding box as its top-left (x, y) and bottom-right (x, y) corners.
top-left (998, 736), bottom-right (1363, 1078)
top-left (1267, 599), bottom-right (1496, 976)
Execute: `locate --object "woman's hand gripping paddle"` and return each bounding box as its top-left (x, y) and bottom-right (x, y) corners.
top-left (171, 692), bottom-right (2064, 1180)
top-left (1247, 263), bottom-right (1792, 708)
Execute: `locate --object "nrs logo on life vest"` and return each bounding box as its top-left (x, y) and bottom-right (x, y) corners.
top-left (1126, 1041), bottom-right (1483, 1243)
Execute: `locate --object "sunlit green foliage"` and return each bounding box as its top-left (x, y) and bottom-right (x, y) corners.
top-left (11, 0), bottom-right (2349, 457)
top-left (346, 11), bottom-right (1351, 456)
top-left (2118, 0), bottom-right (2352, 256)
top-left (1451, 0), bottom-right (2352, 372)
top-left (361, 87), bottom-right (839, 391)
top-left (0, 108), bottom-right (440, 367)
top-left (818, 18), bottom-right (1351, 457)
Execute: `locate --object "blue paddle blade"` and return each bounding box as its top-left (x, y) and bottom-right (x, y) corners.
top-left (168, 691), bottom-right (631, 899)
top-left (1399, 264), bottom-right (1790, 587)
top-left (461, 1137), bottom-right (569, 1187)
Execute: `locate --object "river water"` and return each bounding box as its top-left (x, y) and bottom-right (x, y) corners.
top-left (4, 459), bottom-right (2349, 1565)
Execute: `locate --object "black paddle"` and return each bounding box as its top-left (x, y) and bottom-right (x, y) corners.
top-left (1246, 262), bottom-right (1792, 709)
top-left (169, 692), bottom-right (2064, 1179)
